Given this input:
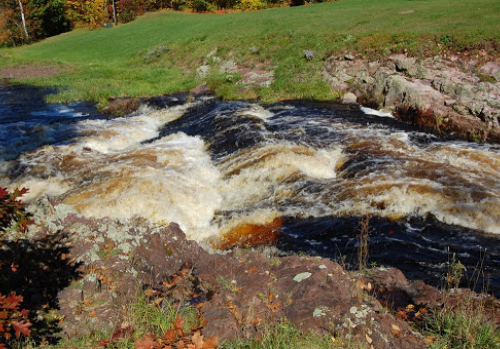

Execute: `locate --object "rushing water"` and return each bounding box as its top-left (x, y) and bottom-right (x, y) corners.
top-left (2, 82), bottom-right (500, 294)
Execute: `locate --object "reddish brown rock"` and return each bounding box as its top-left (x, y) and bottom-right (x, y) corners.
top-left (101, 97), bottom-right (140, 116)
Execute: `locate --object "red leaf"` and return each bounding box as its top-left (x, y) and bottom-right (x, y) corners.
top-left (173, 315), bottom-right (184, 333)
top-left (134, 335), bottom-right (155, 349)
top-left (164, 329), bottom-right (177, 342)
top-left (12, 321), bottom-right (32, 338)
top-left (111, 325), bottom-right (133, 341)
top-left (97, 339), bottom-right (111, 347)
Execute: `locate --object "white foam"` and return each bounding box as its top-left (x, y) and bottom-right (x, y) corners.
top-left (360, 106), bottom-right (395, 118)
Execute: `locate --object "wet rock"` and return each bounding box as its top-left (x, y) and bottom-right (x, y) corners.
top-left (145, 93), bottom-right (190, 108)
top-left (342, 92), bottom-right (357, 104)
top-left (190, 83), bottom-right (212, 96)
top-left (101, 97), bottom-right (140, 117)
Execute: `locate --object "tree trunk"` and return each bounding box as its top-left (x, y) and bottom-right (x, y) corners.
top-left (17, 0), bottom-right (29, 40)
top-left (112, 0), bottom-right (117, 25)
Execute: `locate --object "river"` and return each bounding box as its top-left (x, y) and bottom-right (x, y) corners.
top-left (2, 82), bottom-right (500, 294)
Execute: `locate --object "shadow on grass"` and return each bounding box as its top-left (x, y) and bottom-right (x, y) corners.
top-left (0, 232), bottom-right (83, 345)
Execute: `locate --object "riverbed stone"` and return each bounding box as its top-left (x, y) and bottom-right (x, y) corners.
top-left (342, 92), bottom-right (358, 104)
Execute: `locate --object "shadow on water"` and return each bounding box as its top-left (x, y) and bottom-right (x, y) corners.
top-left (0, 232), bottom-right (82, 345)
top-left (0, 82), bottom-right (108, 162)
top-left (277, 215), bottom-right (500, 297)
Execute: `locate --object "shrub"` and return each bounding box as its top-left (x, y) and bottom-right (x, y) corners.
top-left (238, 0), bottom-right (266, 11)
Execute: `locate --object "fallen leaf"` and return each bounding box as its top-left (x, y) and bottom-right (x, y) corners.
top-left (391, 329), bottom-right (401, 336)
top-left (173, 315), bottom-right (184, 334)
top-left (247, 267), bottom-right (258, 274)
top-left (111, 325), bottom-right (134, 341)
top-left (365, 334), bottom-right (373, 344)
top-left (10, 263), bottom-right (18, 272)
top-left (97, 339), bottom-right (111, 347)
top-left (164, 329), bottom-right (176, 342)
top-left (192, 331), bottom-right (204, 348)
top-left (134, 335), bottom-right (155, 349)
top-left (144, 289), bottom-right (156, 297)
top-left (202, 336), bottom-right (219, 349)
top-left (391, 324), bottom-right (400, 331)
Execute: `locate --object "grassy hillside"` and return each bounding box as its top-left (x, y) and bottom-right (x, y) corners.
top-left (1, 0), bottom-right (499, 102)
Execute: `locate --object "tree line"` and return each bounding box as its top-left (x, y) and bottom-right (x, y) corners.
top-left (0, 0), bottom-right (338, 47)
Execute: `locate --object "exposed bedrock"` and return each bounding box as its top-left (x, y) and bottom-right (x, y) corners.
top-left (323, 53), bottom-right (500, 143)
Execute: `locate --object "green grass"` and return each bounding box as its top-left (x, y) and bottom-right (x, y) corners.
top-left (1, 0), bottom-right (500, 103)
top-left (219, 320), bottom-right (365, 349)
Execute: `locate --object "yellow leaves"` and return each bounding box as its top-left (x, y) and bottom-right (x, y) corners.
top-left (64, 0), bottom-right (107, 28)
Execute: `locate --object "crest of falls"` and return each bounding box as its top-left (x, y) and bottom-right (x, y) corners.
top-left (2, 94), bottom-right (500, 238)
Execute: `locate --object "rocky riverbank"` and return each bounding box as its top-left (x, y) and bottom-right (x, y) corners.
top-left (3, 197), bottom-right (499, 347)
top-left (323, 52), bottom-right (500, 143)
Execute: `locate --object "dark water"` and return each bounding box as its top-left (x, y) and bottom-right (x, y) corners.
top-left (0, 82), bottom-right (106, 161)
top-left (2, 83), bottom-right (500, 295)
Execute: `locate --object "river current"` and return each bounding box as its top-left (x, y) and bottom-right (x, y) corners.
top-left (2, 82), bottom-right (500, 294)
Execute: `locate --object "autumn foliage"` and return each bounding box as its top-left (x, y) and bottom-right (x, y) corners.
top-left (0, 292), bottom-right (32, 344)
top-left (0, 188), bottom-right (33, 346)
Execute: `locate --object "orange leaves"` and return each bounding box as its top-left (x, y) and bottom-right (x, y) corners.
top-left (133, 315), bottom-right (218, 349)
top-left (394, 304), bottom-right (427, 324)
top-left (162, 263), bottom-right (192, 290)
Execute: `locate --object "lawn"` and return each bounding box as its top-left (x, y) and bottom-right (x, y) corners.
top-left (1, 0), bottom-right (499, 102)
